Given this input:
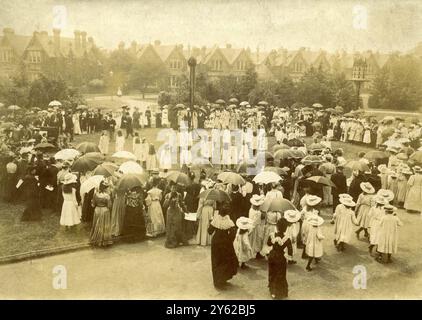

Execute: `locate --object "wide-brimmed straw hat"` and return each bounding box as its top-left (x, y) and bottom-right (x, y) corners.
top-left (340, 197), bottom-right (356, 207)
top-left (284, 210), bottom-right (301, 223)
top-left (384, 204), bottom-right (397, 214)
top-left (360, 182), bottom-right (375, 194)
top-left (414, 166), bottom-right (422, 173)
top-left (375, 196), bottom-right (386, 205)
top-left (377, 189), bottom-right (394, 202)
top-left (250, 194), bottom-right (265, 206)
top-left (339, 193), bottom-right (353, 200)
top-left (307, 215), bottom-right (324, 227)
top-left (236, 217), bottom-right (254, 230)
top-left (306, 195), bottom-right (322, 207)
top-left (377, 164), bottom-right (388, 174)
top-left (63, 173), bottom-right (77, 185)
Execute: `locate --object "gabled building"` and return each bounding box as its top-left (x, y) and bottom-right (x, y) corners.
top-left (0, 27), bottom-right (100, 82)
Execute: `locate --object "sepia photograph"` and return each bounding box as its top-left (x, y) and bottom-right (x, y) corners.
top-left (0, 0), bottom-right (421, 302)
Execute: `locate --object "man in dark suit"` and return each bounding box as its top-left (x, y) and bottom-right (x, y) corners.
top-left (64, 111), bottom-right (74, 142)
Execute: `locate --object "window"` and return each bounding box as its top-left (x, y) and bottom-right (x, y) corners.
top-left (0, 50), bottom-right (12, 62)
top-left (169, 59), bottom-right (182, 69)
top-left (236, 60), bottom-right (247, 71)
top-left (170, 75), bottom-right (179, 88)
top-left (28, 51), bottom-right (41, 63)
top-left (211, 59), bottom-right (222, 71)
top-left (293, 62), bottom-right (303, 72)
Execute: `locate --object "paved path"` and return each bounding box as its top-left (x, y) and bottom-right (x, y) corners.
top-left (1, 210), bottom-right (421, 300)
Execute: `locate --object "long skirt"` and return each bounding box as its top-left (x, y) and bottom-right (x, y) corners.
top-left (90, 207), bottom-right (113, 247)
top-left (196, 206), bottom-right (214, 246)
top-left (111, 194), bottom-right (126, 236)
top-left (146, 200), bottom-right (166, 237)
top-left (123, 206), bottom-right (146, 239)
top-left (60, 200), bottom-right (81, 226)
top-left (268, 250), bottom-right (288, 299)
top-left (211, 230), bottom-right (238, 287)
top-left (21, 198), bottom-right (41, 221)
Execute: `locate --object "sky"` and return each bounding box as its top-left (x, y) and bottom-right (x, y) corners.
top-left (1, 0), bottom-right (421, 53)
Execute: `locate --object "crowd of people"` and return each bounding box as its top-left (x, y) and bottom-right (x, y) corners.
top-left (0, 100), bottom-right (421, 300)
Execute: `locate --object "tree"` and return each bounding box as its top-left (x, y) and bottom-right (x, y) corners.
top-left (238, 66), bottom-right (258, 101)
top-left (332, 72), bottom-right (358, 112)
top-left (295, 67), bottom-right (334, 107)
top-left (369, 55), bottom-right (422, 111)
top-left (128, 59), bottom-right (168, 98)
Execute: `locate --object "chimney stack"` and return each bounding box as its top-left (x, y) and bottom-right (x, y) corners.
top-left (81, 31), bottom-right (87, 51)
top-left (226, 43), bottom-right (232, 49)
top-left (154, 40), bottom-right (161, 46)
top-left (53, 29), bottom-right (61, 54)
top-left (74, 30), bottom-right (81, 52)
top-left (3, 27), bottom-right (14, 37)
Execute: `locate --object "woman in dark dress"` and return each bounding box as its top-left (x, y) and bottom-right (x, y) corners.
top-left (268, 218), bottom-right (293, 300)
top-left (164, 191), bottom-right (187, 248)
top-left (123, 187), bottom-right (147, 240)
top-left (207, 202), bottom-right (238, 289)
top-left (21, 166), bottom-right (42, 221)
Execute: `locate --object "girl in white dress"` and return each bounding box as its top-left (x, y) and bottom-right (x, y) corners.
top-left (333, 196), bottom-right (358, 252)
top-left (115, 130), bottom-right (125, 152)
top-left (146, 144), bottom-right (158, 171)
top-left (98, 131), bottom-right (110, 155)
top-left (161, 107), bottom-right (169, 127)
top-left (73, 112), bottom-right (82, 135)
top-left (60, 173), bottom-right (81, 228)
top-left (159, 143), bottom-right (172, 170)
top-left (133, 137), bottom-right (142, 161)
top-left (233, 217), bottom-right (255, 268)
top-left (376, 205), bottom-right (403, 263)
top-left (304, 215), bottom-right (325, 271)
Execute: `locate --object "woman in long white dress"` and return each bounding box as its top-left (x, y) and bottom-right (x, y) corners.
top-left (98, 131), bottom-right (110, 155)
top-left (159, 143), bottom-right (173, 170)
top-left (73, 112), bottom-right (82, 135)
top-left (60, 173), bottom-right (81, 228)
top-left (196, 182), bottom-right (216, 246)
top-left (115, 130), bottom-right (125, 152)
top-left (404, 167), bottom-right (422, 213)
top-left (248, 195), bottom-right (266, 257)
top-left (145, 186), bottom-right (166, 237)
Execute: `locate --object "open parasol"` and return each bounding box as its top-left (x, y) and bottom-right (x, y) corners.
top-left (253, 171), bottom-right (282, 184)
top-left (54, 148), bottom-right (80, 161)
top-left (260, 198), bottom-right (296, 212)
top-left (217, 172), bottom-right (246, 185)
top-left (48, 100), bottom-right (62, 107)
top-left (119, 161), bottom-right (143, 174)
top-left (112, 151), bottom-right (137, 162)
top-left (198, 189), bottom-right (231, 202)
top-left (76, 142), bottom-right (100, 154)
top-left (93, 162), bottom-right (118, 177)
top-left (166, 171), bottom-right (191, 186)
top-left (306, 176), bottom-right (336, 188)
top-left (116, 173), bottom-right (149, 191)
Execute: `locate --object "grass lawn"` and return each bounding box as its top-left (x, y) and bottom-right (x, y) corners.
top-left (0, 127), bottom-right (371, 260)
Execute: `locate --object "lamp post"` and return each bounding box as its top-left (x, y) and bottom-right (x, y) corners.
top-left (351, 57), bottom-right (367, 110)
top-left (188, 57), bottom-right (197, 129)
